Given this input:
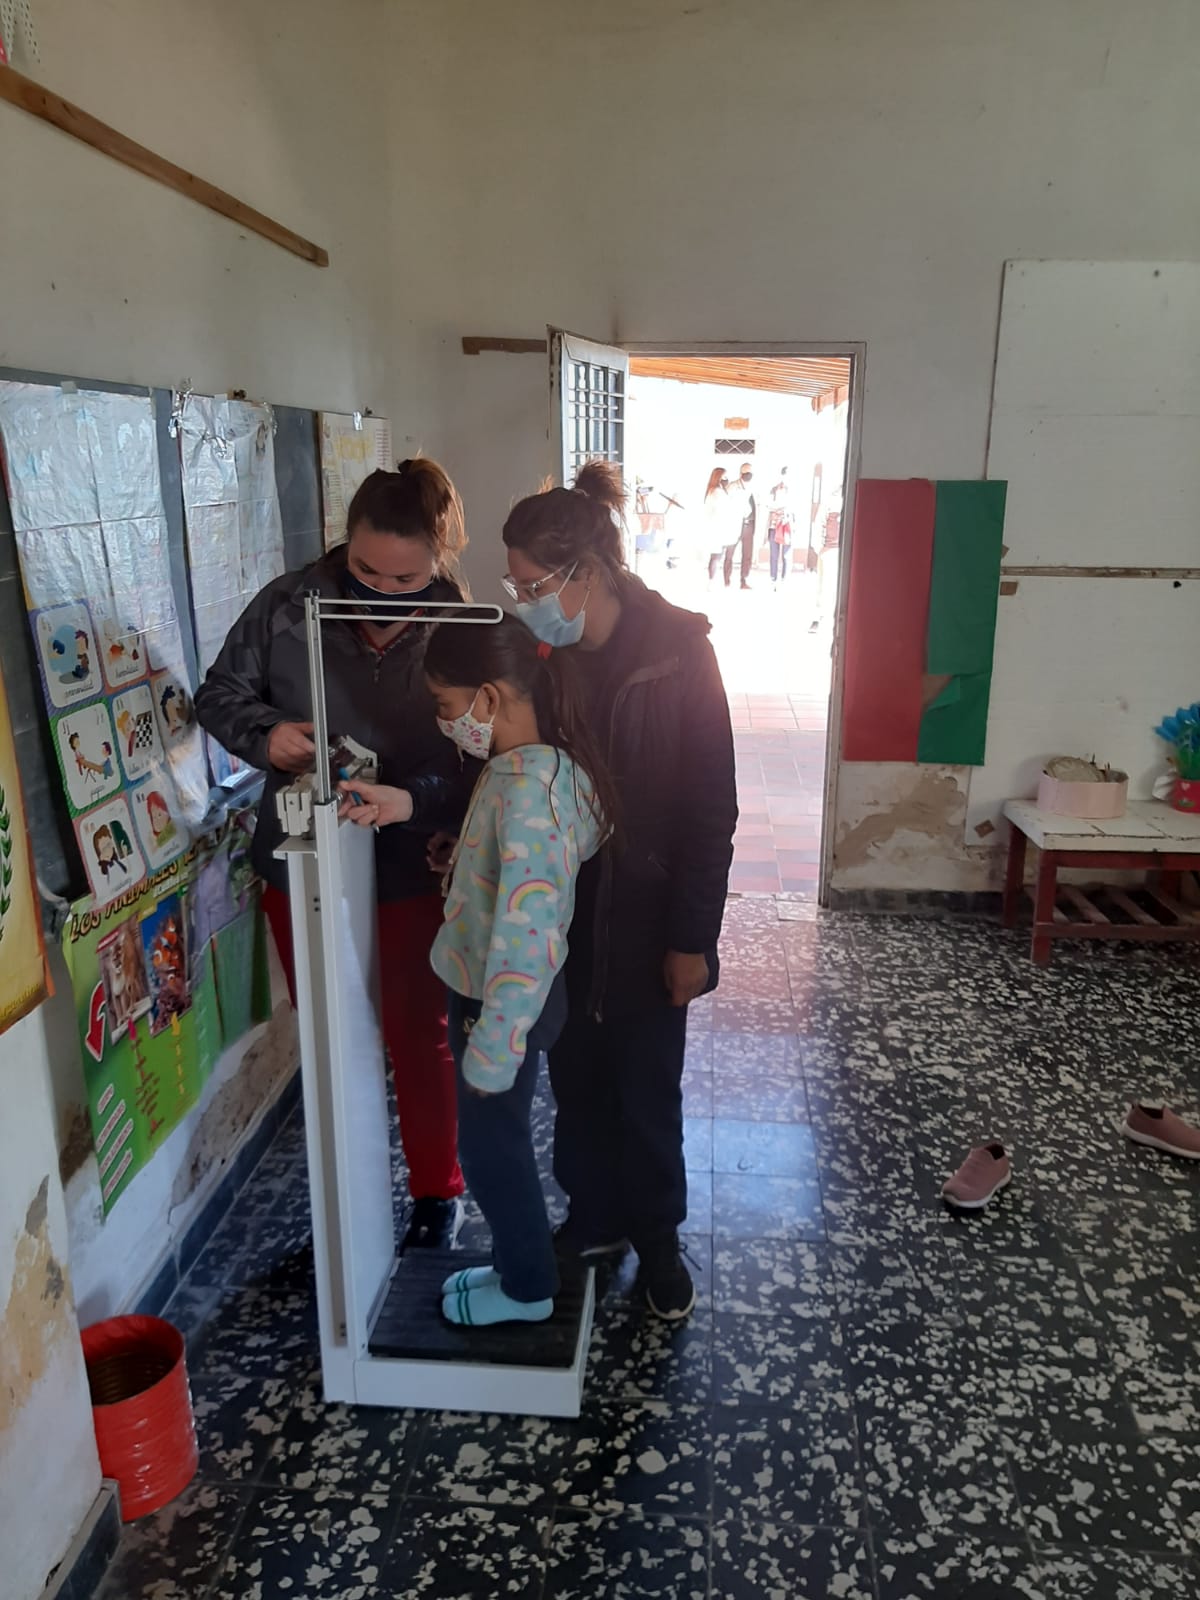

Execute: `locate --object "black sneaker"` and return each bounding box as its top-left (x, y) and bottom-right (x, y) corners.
top-left (402, 1196), bottom-right (464, 1251)
top-left (552, 1219), bottom-right (629, 1260)
top-left (639, 1234), bottom-right (697, 1321)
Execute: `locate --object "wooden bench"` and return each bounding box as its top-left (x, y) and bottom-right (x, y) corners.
top-left (1002, 798), bottom-right (1200, 963)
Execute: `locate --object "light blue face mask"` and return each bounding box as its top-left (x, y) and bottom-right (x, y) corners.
top-left (514, 566), bottom-right (589, 647)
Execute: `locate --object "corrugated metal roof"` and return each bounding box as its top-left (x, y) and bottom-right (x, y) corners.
top-left (629, 353), bottom-right (851, 400)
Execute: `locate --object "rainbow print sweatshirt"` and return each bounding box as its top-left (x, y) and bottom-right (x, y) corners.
top-left (431, 746), bottom-right (604, 1093)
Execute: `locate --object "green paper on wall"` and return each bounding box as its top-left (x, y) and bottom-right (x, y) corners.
top-left (917, 671), bottom-right (994, 765)
top-left (925, 481), bottom-right (1007, 676)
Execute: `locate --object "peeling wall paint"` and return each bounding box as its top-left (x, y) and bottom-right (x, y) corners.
top-left (0, 1178), bottom-right (73, 1431)
top-left (833, 764), bottom-right (1001, 892)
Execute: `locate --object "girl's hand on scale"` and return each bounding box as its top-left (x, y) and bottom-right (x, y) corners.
top-left (426, 831), bottom-right (457, 876)
top-left (337, 780), bottom-right (415, 828)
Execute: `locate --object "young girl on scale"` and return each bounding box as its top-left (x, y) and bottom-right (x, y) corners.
top-left (343, 613), bottom-right (616, 1326)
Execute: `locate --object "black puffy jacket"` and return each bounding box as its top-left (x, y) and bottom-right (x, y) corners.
top-left (194, 550), bottom-right (470, 900)
top-left (567, 577), bottom-right (738, 1018)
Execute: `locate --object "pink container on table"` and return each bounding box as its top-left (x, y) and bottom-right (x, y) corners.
top-left (1036, 770), bottom-right (1128, 819)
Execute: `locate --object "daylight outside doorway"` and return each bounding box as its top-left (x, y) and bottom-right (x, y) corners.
top-left (624, 353), bottom-right (853, 899)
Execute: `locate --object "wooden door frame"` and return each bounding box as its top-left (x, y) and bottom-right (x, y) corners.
top-left (621, 340), bottom-right (866, 907)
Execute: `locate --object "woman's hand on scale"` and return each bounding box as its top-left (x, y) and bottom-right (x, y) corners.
top-left (336, 781), bottom-right (415, 828)
top-left (267, 720), bottom-right (317, 773)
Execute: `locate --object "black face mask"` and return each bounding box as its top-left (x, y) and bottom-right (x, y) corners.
top-left (344, 569), bottom-right (436, 623)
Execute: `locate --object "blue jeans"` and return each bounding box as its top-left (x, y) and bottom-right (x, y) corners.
top-left (449, 976), bottom-right (567, 1302)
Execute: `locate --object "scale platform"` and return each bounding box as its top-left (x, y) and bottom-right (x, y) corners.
top-left (358, 1250), bottom-right (595, 1416)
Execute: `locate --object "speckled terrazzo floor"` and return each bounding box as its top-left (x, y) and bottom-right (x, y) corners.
top-left (100, 899), bottom-right (1200, 1599)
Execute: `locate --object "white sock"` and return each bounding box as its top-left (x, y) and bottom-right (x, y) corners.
top-left (441, 1265), bottom-right (498, 1295)
top-left (441, 1281), bottom-right (554, 1327)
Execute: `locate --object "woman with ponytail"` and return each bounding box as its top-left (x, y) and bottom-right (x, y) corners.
top-left (343, 613), bottom-right (614, 1326)
top-left (500, 461), bottom-right (738, 1320)
top-left (196, 458), bottom-right (472, 1252)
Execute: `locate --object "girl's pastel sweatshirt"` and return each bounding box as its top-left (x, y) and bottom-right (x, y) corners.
top-left (431, 745), bottom-right (604, 1092)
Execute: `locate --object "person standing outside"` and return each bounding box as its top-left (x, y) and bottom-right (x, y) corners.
top-left (726, 461), bottom-right (757, 590)
top-left (767, 466), bottom-right (793, 589)
top-left (501, 461), bottom-right (738, 1319)
top-left (195, 461), bottom-right (470, 1250)
top-left (702, 466), bottom-right (736, 586)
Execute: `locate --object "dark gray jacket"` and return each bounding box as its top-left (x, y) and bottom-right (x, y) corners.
top-left (194, 550), bottom-right (469, 901)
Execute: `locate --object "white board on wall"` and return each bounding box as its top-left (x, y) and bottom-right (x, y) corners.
top-left (968, 260), bottom-right (1200, 836)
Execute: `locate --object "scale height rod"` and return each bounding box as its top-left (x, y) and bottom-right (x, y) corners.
top-left (304, 591), bottom-right (333, 805)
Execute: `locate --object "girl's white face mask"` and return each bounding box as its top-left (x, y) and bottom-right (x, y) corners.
top-left (437, 691), bottom-right (495, 760)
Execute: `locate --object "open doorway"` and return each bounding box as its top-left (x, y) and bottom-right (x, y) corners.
top-left (622, 353), bottom-right (854, 901)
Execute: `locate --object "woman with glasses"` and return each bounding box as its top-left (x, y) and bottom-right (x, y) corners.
top-left (500, 461), bottom-right (738, 1319)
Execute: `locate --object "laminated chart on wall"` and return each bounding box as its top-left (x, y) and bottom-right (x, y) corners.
top-left (319, 412), bottom-right (393, 549)
top-left (178, 394), bottom-right (286, 783)
top-left (61, 811), bottom-right (270, 1213)
top-left (0, 658), bottom-right (48, 1034)
top-left (0, 382), bottom-right (210, 906)
top-left (842, 479), bottom-right (1007, 765)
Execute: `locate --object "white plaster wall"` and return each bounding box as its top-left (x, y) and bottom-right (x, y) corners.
top-left (0, 1012), bottom-right (101, 1600)
top-left (0, 0), bottom-right (392, 411)
top-left (0, 5), bottom-right (388, 1584)
top-left (380, 0), bottom-right (1200, 889)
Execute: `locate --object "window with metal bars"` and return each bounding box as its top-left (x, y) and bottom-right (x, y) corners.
top-left (714, 438), bottom-right (756, 455)
top-left (565, 358), bottom-right (625, 478)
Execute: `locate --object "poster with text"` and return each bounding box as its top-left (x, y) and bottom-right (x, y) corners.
top-left (0, 384), bottom-right (210, 865)
top-left (63, 853), bottom-right (222, 1213)
top-left (0, 660), bottom-right (48, 1035)
top-left (318, 411), bottom-right (393, 549)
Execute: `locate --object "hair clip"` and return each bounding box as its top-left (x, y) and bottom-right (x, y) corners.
top-left (536, 641), bottom-right (553, 660)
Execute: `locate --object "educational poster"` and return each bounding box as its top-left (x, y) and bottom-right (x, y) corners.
top-left (64, 856), bottom-right (220, 1213)
top-left (178, 394), bottom-right (286, 676)
top-left (319, 411), bottom-right (393, 548)
top-left (0, 384), bottom-right (210, 856)
top-left (0, 661), bottom-right (48, 1036)
top-left (64, 811), bottom-right (269, 1213)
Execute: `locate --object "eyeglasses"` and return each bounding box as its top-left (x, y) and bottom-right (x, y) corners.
top-left (501, 560), bottom-right (577, 604)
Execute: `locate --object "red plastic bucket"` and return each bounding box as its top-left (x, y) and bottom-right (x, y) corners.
top-left (81, 1315), bottom-right (198, 1520)
top-left (1173, 777), bottom-right (1200, 813)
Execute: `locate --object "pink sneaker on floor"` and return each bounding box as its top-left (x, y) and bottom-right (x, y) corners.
top-left (941, 1142), bottom-right (1012, 1211)
top-left (1120, 1103), bottom-right (1200, 1161)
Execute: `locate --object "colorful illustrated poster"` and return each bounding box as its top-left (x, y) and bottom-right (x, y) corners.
top-left (0, 384), bottom-right (211, 892)
top-left (179, 394), bottom-right (286, 677)
top-left (63, 813), bottom-right (270, 1213)
top-left (64, 856), bottom-right (220, 1212)
top-left (0, 660), bottom-right (48, 1035)
top-left (319, 411), bottom-right (393, 549)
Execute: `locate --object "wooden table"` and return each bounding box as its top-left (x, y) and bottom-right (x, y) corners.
top-left (1003, 799), bottom-right (1200, 963)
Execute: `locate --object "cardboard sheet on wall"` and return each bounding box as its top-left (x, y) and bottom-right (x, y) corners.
top-left (179, 394), bottom-right (286, 679)
top-left (319, 412), bottom-right (393, 549)
top-left (0, 382), bottom-right (210, 900)
top-left (0, 658), bottom-right (48, 1034)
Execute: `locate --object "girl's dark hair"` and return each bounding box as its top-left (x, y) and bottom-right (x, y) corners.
top-left (345, 456), bottom-right (467, 578)
top-left (424, 612), bottom-right (619, 837)
top-left (502, 459), bottom-right (628, 585)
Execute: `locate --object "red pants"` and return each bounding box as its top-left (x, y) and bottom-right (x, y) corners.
top-left (263, 885), bottom-right (463, 1201)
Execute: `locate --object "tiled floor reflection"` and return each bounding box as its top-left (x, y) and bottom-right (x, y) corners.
top-left (101, 902), bottom-right (1200, 1598)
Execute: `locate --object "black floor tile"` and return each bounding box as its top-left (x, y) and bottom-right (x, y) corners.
top-left (860, 1405), bottom-right (1021, 1538)
top-left (713, 1236), bottom-right (838, 1318)
top-left (1034, 1543), bottom-right (1200, 1598)
top-left (711, 1518), bottom-right (874, 1599)
top-left (1003, 1429), bottom-right (1192, 1551)
top-left (545, 1510), bottom-right (708, 1600)
top-left (208, 1486), bottom-right (394, 1598)
top-left (97, 1482), bottom-right (247, 1600)
top-left (405, 1410), bottom-right (573, 1509)
top-left (712, 1309), bottom-right (844, 1404)
top-left (555, 1402), bottom-right (712, 1518)
top-left (712, 1398), bottom-right (862, 1528)
top-left (873, 1531), bottom-right (1043, 1598)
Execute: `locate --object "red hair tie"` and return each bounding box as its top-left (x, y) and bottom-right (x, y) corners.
top-left (536, 641), bottom-right (553, 659)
